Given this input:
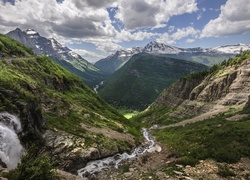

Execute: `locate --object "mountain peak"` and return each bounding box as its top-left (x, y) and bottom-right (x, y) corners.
top-left (14, 28), bottom-right (22, 32)
top-left (25, 29), bottom-right (39, 36)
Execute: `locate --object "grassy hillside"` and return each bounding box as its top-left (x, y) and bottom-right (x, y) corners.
top-left (134, 51), bottom-right (250, 166)
top-left (98, 53), bottom-right (208, 110)
top-left (0, 34), bottom-right (34, 57)
top-left (0, 34), bottom-right (140, 152)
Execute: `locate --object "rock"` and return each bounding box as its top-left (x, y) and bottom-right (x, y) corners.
top-left (0, 177), bottom-right (8, 180)
top-left (147, 144), bottom-right (162, 153)
top-left (0, 159), bottom-right (7, 169)
top-left (124, 172), bottom-right (133, 178)
top-left (176, 164), bottom-right (184, 168)
top-left (55, 169), bottom-right (87, 180)
top-left (173, 170), bottom-right (183, 175)
top-left (129, 168), bottom-right (135, 172)
top-left (156, 171), bottom-right (166, 179)
top-left (43, 130), bottom-right (101, 173)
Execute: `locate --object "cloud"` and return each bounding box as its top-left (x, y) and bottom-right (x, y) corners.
top-left (156, 26), bottom-right (200, 44)
top-left (0, 0), bottom-right (116, 39)
top-left (116, 30), bottom-right (158, 42)
top-left (72, 49), bottom-right (105, 62)
top-left (72, 0), bottom-right (117, 9)
top-left (201, 0), bottom-right (250, 38)
top-left (115, 0), bottom-right (198, 30)
top-left (186, 38), bottom-right (195, 43)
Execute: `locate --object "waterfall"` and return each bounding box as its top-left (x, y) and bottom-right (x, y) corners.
top-left (0, 112), bottom-right (24, 168)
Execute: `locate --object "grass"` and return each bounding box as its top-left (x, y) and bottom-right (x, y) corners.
top-left (0, 44), bottom-right (141, 150)
top-left (153, 112), bottom-right (250, 165)
top-left (118, 108), bottom-right (140, 119)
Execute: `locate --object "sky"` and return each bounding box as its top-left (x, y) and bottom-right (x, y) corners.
top-left (1, 0), bottom-right (250, 62)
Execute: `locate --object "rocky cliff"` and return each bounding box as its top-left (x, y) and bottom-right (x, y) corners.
top-left (149, 51), bottom-right (250, 121)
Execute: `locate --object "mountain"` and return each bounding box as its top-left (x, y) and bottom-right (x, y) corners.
top-left (98, 53), bottom-right (208, 110)
top-left (0, 34), bottom-right (139, 175)
top-left (136, 51), bottom-right (250, 170)
top-left (95, 47), bottom-right (142, 74)
top-left (95, 41), bottom-right (250, 74)
top-left (6, 28), bottom-right (105, 87)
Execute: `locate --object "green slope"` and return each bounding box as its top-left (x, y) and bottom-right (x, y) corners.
top-left (0, 34), bottom-right (140, 154)
top-left (98, 53), bottom-right (208, 110)
top-left (134, 51), bottom-right (250, 166)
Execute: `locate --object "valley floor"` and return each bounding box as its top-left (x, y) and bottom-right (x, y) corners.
top-left (85, 143), bottom-right (250, 180)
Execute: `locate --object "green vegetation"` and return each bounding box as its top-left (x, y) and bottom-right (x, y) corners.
top-left (99, 54), bottom-right (208, 110)
top-left (217, 164), bottom-right (236, 178)
top-left (4, 146), bottom-right (54, 180)
top-left (0, 34), bottom-right (33, 57)
top-left (118, 108), bottom-right (140, 119)
top-left (0, 55), bottom-right (140, 143)
top-left (154, 113), bottom-right (250, 165)
top-left (0, 35), bottom-right (141, 155)
top-left (132, 51), bottom-right (250, 168)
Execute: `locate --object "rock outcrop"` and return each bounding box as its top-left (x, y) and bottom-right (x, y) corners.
top-left (152, 52), bottom-right (250, 119)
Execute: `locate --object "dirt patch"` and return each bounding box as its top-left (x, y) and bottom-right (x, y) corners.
top-left (81, 124), bottom-right (135, 143)
top-left (226, 114), bottom-right (249, 121)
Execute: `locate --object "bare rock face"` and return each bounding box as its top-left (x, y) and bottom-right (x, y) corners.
top-left (43, 130), bottom-right (99, 174)
top-left (153, 58), bottom-right (250, 119)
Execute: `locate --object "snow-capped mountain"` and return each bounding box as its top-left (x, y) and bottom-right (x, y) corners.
top-left (95, 41), bottom-right (250, 74)
top-left (6, 28), bottom-right (105, 87)
top-left (211, 44), bottom-right (250, 54)
top-left (143, 41), bottom-right (182, 54)
top-left (142, 41), bottom-right (250, 55)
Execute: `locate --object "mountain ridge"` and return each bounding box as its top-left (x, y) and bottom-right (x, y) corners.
top-left (0, 34), bottom-right (139, 174)
top-left (98, 53), bottom-right (208, 110)
top-left (95, 41), bottom-right (250, 74)
top-left (6, 28), bottom-right (105, 87)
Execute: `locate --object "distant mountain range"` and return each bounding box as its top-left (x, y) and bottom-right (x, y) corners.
top-left (95, 41), bottom-right (250, 74)
top-left (98, 53), bottom-right (208, 110)
top-left (6, 28), bottom-right (105, 87)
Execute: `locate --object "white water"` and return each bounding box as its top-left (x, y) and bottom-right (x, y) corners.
top-left (0, 112), bottom-right (24, 168)
top-left (93, 81), bottom-right (104, 93)
top-left (78, 128), bottom-right (155, 178)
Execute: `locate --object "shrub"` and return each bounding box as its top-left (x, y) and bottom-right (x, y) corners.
top-left (217, 164), bottom-right (236, 178)
top-left (5, 146), bottom-right (54, 180)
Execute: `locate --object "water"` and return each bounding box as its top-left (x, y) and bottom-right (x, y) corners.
top-left (93, 81), bottom-right (104, 93)
top-left (0, 112), bottom-right (24, 168)
top-left (78, 128), bottom-right (155, 178)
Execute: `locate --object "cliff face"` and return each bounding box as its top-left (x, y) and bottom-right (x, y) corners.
top-left (152, 52), bottom-right (250, 119)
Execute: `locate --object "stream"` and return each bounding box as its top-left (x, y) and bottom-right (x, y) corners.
top-left (78, 128), bottom-right (155, 178)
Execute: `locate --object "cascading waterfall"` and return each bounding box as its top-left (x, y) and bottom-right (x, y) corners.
top-left (0, 112), bottom-right (24, 168)
top-left (78, 128), bottom-right (155, 178)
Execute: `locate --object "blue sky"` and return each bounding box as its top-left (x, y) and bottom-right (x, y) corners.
top-left (1, 0), bottom-right (250, 62)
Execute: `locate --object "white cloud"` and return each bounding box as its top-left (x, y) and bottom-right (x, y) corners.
top-left (168, 26), bottom-right (175, 33)
top-left (186, 38), bottom-right (195, 43)
top-left (0, 0), bottom-right (116, 39)
top-left (115, 0), bottom-right (198, 30)
top-left (156, 33), bottom-right (176, 45)
top-left (172, 26), bottom-right (200, 41)
top-left (201, 0), bottom-right (250, 38)
top-left (116, 30), bottom-right (158, 42)
top-left (156, 26), bottom-right (200, 44)
top-left (72, 49), bottom-right (105, 63)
